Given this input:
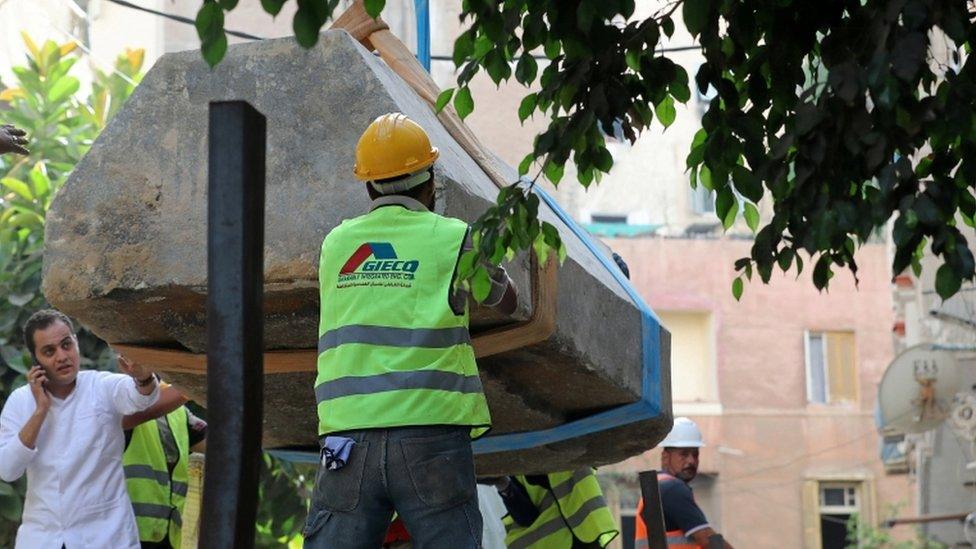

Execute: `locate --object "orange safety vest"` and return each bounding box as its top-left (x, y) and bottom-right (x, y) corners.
top-left (634, 473), bottom-right (698, 549)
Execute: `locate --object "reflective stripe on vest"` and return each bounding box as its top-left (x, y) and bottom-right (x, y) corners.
top-left (318, 325), bottom-right (471, 354)
top-left (123, 407), bottom-right (189, 549)
top-left (316, 206), bottom-right (490, 436)
top-left (504, 469), bottom-right (619, 548)
top-left (634, 473), bottom-right (698, 549)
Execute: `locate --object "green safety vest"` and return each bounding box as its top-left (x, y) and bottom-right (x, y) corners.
top-left (123, 406), bottom-right (189, 549)
top-left (503, 469), bottom-right (619, 549)
top-left (315, 204), bottom-right (491, 436)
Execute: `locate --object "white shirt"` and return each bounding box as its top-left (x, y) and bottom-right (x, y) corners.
top-left (0, 370), bottom-right (159, 548)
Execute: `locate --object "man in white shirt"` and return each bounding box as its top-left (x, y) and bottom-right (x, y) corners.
top-left (0, 309), bottom-right (160, 548)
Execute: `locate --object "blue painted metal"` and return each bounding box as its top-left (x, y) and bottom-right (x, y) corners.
top-left (414, 0), bottom-right (431, 72)
top-left (472, 182), bottom-right (664, 455)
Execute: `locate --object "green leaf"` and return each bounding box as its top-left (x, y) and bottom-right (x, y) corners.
top-left (435, 88), bottom-right (454, 113)
top-left (744, 202), bottom-right (759, 232)
top-left (218, 0), bottom-right (239, 9)
top-left (453, 31), bottom-right (475, 66)
top-left (261, 0), bottom-right (286, 16)
top-left (364, 0), bottom-right (385, 18)
top-left (201, 33), bottom-right (228, 67)
top-left (195, 2), bottom-right (224, 40)
top-left (661, 17), bottom-right (675, 38)
top-left (293, 6), bottom-right (321, 48)
top-left (731, 165), bottom-right (763, 202)
top-left (473, 35), bottom-right (493, 60)
top-left (518, 93), bottom-right (537, 123)
top-left (518, 153), bottom-right (534, 176)
top-left (544, 161), bottom-right (564, 184)
top-left (533, 232), bottom-right (551, 266)
top-left (732, 277), bottom-right (743, 301)
top-left (777, 248), bottom-right (795, 272)
top-left (1, 178), bottom-right (34, 201)
top-left (682, 0), bottom-right (710, 37)
top-left (454, 87), bottom-right (474, 120)
top-left (812, 255), bottom-right (832, 290)
top-left (935, 263), bottom-right (961, 300)
top-left (715, 187), bottom-right (737, 229)
top-left (515, 54), bottom-right (538, 85)
top-left (655, 96), bottom-right (676, 129)
top-left (47, 76), bottom-right (79, 104)
top-left (576, 1), bottom-right (596, 32)
top-left (471, 266), bottom-right (491, 302)
top-left (626, 50), bottom-right (642, 72)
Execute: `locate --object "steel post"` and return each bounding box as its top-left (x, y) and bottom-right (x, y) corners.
top-left (200, 101), bottom-right (266, 548)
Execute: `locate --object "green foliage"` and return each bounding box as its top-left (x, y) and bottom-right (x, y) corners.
top-left (0, 34), bottom-right (143, 546)
top-left (846, 511), bottom-right (947, 549)
top-left (254, 454), bottom-right (315, 548)
top-left (1, 37), bottom-right (311, 545)
top-left (200, 0), bottom-right (976, 300)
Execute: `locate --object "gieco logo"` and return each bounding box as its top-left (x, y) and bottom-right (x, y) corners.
top-left (340, 242), bottom-right (419, 276)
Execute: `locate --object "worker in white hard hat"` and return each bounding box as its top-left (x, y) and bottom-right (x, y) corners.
top-left (635, 418), bottom-right (734, 549)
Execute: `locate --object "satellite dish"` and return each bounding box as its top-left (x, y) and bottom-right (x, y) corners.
top-left (878, 343), bottom-right (962, 434)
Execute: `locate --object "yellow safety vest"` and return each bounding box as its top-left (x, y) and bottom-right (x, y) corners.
top-left (123, 406), bottom-right (189, 548)
top-left (503, 469), bottom-right (619, 548)
top-left (315, 204), bottom-right (491, 436)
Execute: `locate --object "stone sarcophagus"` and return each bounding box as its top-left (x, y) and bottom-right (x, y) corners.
top-left (42, 18), bottom-right (671, 474)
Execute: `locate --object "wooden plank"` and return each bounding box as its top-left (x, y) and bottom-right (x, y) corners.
top-left (114, 256), bottom-right (556, 375)
top-left (471, 255), bottom-right (557, 358)
top-left (330, 0), bottom-right (389, 44)
top-left (113, 344), bottom-right (313, 374)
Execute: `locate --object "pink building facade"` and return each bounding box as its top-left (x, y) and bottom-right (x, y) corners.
top-left (597, 237), bottom-right (911, 549)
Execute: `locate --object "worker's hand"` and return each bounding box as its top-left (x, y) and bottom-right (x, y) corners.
top-left (117, 354), bottom-right (154, 385)
top-left (0, 124), bottom-right (29, 155)
top-left (27, 365), bottom-right (51, 413)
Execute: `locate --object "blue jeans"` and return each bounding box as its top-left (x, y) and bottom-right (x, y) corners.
top-left (302, 426), bottom-right (483, 548)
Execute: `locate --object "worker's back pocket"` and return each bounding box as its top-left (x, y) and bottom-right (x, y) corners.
top-left (400, 430), bottom-right (476, 510)
top-left (311, 440), bottom-right (369, 513)
top-left (302, 507), bottom-right (333, 542)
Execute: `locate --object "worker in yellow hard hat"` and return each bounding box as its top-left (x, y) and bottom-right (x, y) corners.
top-left (303, 112), bottom-right (517, 548)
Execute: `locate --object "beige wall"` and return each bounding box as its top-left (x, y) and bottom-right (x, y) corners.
top-left (600, 238), bottom-right (910, 548)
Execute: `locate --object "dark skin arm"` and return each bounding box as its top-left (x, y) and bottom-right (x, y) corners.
top-left (0, 125), bottom-right (29, 155)
top-left (690, 528), bottom-right (734, 549)
top-left (493, 282), bottom-right (518, 316)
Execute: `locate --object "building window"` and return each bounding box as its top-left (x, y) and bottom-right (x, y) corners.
top-left (659, 311), bottom-right (717, 403)
top-left (803, 479), bottom-right (874, 549)
top-left (590, 213), bottom-right (628, 224)
top-left (818, 483), bottom-right (859, 549)
top-left (690, 184), bottom-right (715, 215)
top-left (804, 331), bottom-right (857, 404)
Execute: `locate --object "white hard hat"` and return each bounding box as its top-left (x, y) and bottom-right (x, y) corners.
top-left (660, 417), bottom-right (705, 448)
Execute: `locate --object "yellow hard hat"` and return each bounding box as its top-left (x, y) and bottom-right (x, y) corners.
top-left (353, 113), bottom-right (440, 181)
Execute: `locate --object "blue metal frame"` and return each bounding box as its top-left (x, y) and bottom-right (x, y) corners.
top-left (415, 0), bottom-right (431, 72)
top-left (472, 182), bottom-right (664, 454)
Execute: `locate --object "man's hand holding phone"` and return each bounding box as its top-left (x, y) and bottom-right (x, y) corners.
top-left (27, 365), bottom-right (51, 413)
